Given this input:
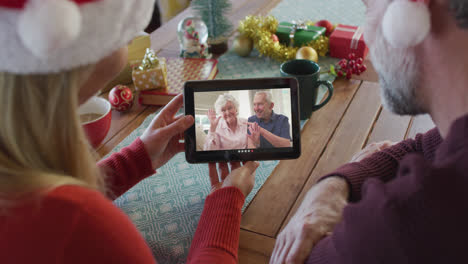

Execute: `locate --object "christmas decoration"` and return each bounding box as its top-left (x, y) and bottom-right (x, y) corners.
top-left (132, 48), bottom-right (168, 91)
top-left (103, 34), bottom-right (151, 93)
top-left (315, 20), bottom-right (335, 37)
top-left (238, 15), bottom-right (329, 62)
top-left (191, 0), bottom-right (233, 54)
top-left (17, 0), bottom-right (81, 60)
top-left (329, 53), bottom-right (367, 80)
top-left (177, 17), bottom-right (211, 59)
top-left (109, 85), bottom-right (134, 112)
top-left (233, 35), bottom-right (254, 57)
top-left (296, 47), bottom-right (318, 62)
top-left (382, 0), bottom-right (431, 48)
top-left (329, 24), bottom-right (369, 59)
top-left (276, 21), bottom-right (326, 47)
top-left (1, 0), bottom-right (154, 74)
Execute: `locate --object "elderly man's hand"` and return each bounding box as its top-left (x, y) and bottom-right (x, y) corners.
top-left (350, 140), bottom-right (395, 163)
top-left (247, 122), bottom-right (261, 147)
top-left (270, 177), bottom-right (348, 264)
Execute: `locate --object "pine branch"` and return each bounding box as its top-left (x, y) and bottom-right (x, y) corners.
top-left (191, 0), bottom-right (233, 39)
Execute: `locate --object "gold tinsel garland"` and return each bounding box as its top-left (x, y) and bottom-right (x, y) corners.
top-left (238, 15), bottom-right (329, 62)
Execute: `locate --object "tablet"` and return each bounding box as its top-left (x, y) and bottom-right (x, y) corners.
top-left (184, 77), bottom-right (301, 163)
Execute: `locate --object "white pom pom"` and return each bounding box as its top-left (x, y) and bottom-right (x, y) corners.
top-left (382, 0), bottom-right (431, 48)
top-left (17, 0), bottom-right (82, 59)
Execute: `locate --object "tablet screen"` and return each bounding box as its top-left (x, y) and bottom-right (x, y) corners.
top-left (194, 88), bottom-right (293, 152)
top-left (184, 77), bottom-right (300, 163)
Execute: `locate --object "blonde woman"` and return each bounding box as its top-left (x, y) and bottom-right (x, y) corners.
top-left (0, 1), bottom-right (257, 263)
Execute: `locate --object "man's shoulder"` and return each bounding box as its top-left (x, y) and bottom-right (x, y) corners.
top-left (274, 113), bottom-right (289, 123)
top-left (248, 115), bottom-right (258, 122)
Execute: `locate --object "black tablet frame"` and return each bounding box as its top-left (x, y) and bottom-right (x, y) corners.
top-left (184, 77), bottom-right (301, 163)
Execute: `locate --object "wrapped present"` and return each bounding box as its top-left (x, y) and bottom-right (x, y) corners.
top-left (132, 49), bottom-right (168, 91)
top-left (276, 21), bottom-right (326, 47)
top-left (329, 24), bottom-right (369, 59)
top-left (102, 34), bottom-right (151, 93)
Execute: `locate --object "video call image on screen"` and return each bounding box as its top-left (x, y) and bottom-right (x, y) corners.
top-left (194, 88), bottom-right (292, 152)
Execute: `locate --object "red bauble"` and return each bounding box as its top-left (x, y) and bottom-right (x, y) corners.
top-left (109, 85), bottom-right (134, 112)
top-left (271, 34), bottom-right (279, 43)
top-left (315, 19), bottom-right (334, 37)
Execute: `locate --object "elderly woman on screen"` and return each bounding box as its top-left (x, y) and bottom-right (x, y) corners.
top-left (204, 94), bottom-right (256, 150)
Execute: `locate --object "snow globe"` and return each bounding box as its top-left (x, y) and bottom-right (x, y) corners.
top-left (177, 17), bottom-right (211, 59)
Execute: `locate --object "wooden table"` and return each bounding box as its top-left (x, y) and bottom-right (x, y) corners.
top-left (97, 1), bottom-right (436, 263)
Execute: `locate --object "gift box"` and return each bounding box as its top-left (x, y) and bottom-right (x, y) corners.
top-left (329, 24), bottom-right (369, 59)
top-left (276, 22), bottom-right (326, 47)
top-left (132, 49), bottom-right (168, 91)
top-left (102, 34), bottom-right (151, 93)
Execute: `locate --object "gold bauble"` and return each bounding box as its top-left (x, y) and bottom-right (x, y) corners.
top-left (296, 47), bottom-right (318, 62)
top-left (233, 35), bottom-right (253, 57)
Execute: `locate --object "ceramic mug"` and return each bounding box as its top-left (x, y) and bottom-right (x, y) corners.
top-left (78, 96), bottom-right (112, 148)
top-left (280, 59), bottom-right (333, 120)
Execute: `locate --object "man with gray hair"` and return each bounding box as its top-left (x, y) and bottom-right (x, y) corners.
top-left (271, 0), bottom-right (468, 263)
top-left (248, 90), bottom-right (291, 148)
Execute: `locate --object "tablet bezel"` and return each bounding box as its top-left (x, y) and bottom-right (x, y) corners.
top-left (184, 77), bottom-right (301, 163)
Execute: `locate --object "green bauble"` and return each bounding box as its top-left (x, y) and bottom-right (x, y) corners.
top-left (233, 35), bottom-right (253, 57)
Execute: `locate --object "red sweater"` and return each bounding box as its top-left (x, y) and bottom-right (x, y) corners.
top-left (0, 138), bottom-right (244, 264)
top-left (307, 115), bottom-right (468, 263)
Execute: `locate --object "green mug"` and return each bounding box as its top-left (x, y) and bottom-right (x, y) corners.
top-left (280, 59), bottom-right (334, 120)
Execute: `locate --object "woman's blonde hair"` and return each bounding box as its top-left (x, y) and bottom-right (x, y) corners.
top-left (0, 66), bottom-right (107, 209)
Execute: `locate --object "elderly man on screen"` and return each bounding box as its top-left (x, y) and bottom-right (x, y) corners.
top-left (247, 91), bottom-right (291, 148)
top-left (270, 0), bottom-right (468, 263)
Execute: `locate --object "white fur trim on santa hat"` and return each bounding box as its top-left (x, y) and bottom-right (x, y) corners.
top-left (0, 0), bottom-right (155, 74)
top-left (382, 0), bottom-right (431, 48)
top-left (18, 0), bottom-right (82, 59)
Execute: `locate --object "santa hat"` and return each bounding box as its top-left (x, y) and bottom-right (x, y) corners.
top-left (0, 0), bottom-right (155, 74)
top-left (382, 0), bottom-right (431, 48)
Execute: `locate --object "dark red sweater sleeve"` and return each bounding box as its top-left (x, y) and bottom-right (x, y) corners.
top-left (319, 128), bottom-right (441, 201)
top-left (187, 187), bottom-right (245, 264)
top-left (306, 150), bottom-right (467, 264)
top-left (305, 177), bottom-right (408, 264)
top-left (97, 138), bottom-right (156, 198)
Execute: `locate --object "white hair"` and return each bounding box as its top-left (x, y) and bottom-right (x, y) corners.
top-left (214, 93), bottom-right (239, 115)
top-left (255, 90), bottom-right (273, 104)
top-left (369, 20), bottom-right (426, 115)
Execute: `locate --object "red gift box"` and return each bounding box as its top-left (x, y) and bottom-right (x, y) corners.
top-left (329, 24), bottom-right (369, 59)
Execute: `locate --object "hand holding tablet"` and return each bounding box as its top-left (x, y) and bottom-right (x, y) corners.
top-left (184, 77), bottom-right (301, 163)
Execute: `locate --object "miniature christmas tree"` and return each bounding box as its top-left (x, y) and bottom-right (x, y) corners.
top-left (191, 0), bottom-right (233, 53)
